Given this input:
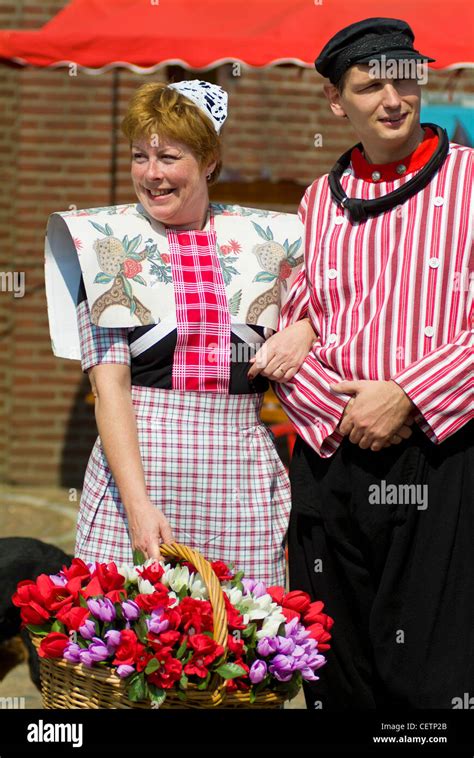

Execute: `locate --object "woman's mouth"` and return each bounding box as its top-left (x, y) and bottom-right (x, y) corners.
top-left (146, 188), bottom-right (175, 200)
top-left (379, 113), bottom-right (408, 128)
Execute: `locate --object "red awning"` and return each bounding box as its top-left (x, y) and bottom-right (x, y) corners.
top-left (0, 0), bottom-right (472, 73)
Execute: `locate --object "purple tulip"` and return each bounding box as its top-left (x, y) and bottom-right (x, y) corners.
top-left (284, 617), bottom-right (300, 637)
top-left (79, 650), bottom-right (95, 668)
top-left (269, 654), bottom-right (295, 682)
top-left (63, 642), bottom-right (81, 664)
top-left (275, 636), bottom-right (295, 655)
top-left (241, 578), bottom-right (267, 597)
top-left (88, 638), bottom-right (110, 662)
top-left (249, 659), bottom-right (267, 684)
top-left (49, 573), bottom-right (67, 587)
top-left (301, 668), bottom-right (320, 681)
top-left (78, 619), bottom-right (96, 640)
top-left (87, 597), bottom-right (116, 623)
top-left (256, 636), bottom-right (279, 657)
top-left (121, 600), bottom-right (140, 622)
top-left (104, 630), bottom-right (121, 654)
top-left (117, 664), bottom-right (135, 678)
top-left (146, 609), bottom-right (169, 634)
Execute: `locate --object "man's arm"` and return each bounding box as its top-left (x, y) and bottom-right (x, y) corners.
top-left (392, 326), bottom-right (473, 443)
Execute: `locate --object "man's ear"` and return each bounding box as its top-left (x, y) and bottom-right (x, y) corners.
top-left (324, 83), bottom-right (347, 119)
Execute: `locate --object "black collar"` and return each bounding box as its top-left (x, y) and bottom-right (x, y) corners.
top-left (328, 124), bottom-right (449, 223)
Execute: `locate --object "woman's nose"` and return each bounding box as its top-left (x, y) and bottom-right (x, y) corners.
top-left (145, 159), bottom-right (164, 181)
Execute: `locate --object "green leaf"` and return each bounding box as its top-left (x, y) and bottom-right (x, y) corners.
top-left (127, 673), bottom-right (147, 702)
top-left (125, 251), bottom-right (143, 261)
top-left (253, 272), bottom-right (276, 283)
top-left (249, 689), bottom-right (257, 704)
top-left (148, 685), bottom-right (166, 707)
top-left (128, 234), bottom-right (142, 254)
top-left (286, 670), bottom-right (303, 701)
top-left (215, 662), bottom-right (247, 680)
top-left (129, 299), bottom-right (136, 317)
top-left (176, 690), bottom-right (187, 701)
top-left (104, 223), bottom-right (114, 236)
top-left (78, 593), bottom-right (88, 609)
top-left (121, 274), bottom-right (133, 300)
top-left (266, 225), bottom-right (274, 240)
top-left (196, 672), bottom-right (211, 690)
top-left (135, 617), bottom-right (148, 645)
top-left (25, 624), bottom-right (49, 637)
top-left (94, 272), bottom-right (114, 284)
top-left (176, 639), bottom-right (188, 659)
top-left (51, 620), bottom-right (65, 633)
top-left (122, 234), bottom-right (130, 252)
top-left (242, 623), bottom-right (257, 639)
top-left (89, 220), bottom-right (109, 235)
top-left (133, 548), bottom-right (146, 565)
top-left (132, 274), bottom-right (146, 286)
top-left (179, 673), bottom-right (188, 690)
top-left (228, 289), bottom-right (242, 316)
top-left (233, 570), bottom-right (245, 583)
top-left (252, 222), bottom-right (271, 241)
top-left (145, 657), bottom-right (160, 674)
top-left (286, 255), bottom-right (297, 266)
top-left (287, 238), bottom-right (302, 257)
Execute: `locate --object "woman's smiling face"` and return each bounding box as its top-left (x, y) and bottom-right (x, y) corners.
top-left (131, 135), bottom-right (216, 230)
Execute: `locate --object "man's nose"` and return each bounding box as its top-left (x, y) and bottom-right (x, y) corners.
top-left (381, 83), bottom-right (403, 109)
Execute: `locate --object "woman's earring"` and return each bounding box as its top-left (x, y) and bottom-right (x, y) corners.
top-left (206, 173), bottom-right (212, 181)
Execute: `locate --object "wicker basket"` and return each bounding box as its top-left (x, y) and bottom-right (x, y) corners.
top-left (30, 542), bottom-right (285, 709)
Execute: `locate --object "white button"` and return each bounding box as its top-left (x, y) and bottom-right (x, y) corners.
top-left (343, 169), bottom-right (352, 176)
top-left (328, 268), bottom-right (338, 279)
top-left (334, 216), bottom-right (345, 225)
top-left (396, 164), bottom-right (407, 175)
top-left (371, 171), bottom-right (382, 181)
top-left (434, 196), bottom-right (444, 206)
top-left (424, 326), bottom-right (435, 337)
top-left (429, 258), bottom-right (440, 268)
top-left (327, 333), bottom-right (337, 344)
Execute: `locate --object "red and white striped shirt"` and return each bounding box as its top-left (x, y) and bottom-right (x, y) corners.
top-left (275, 141), bottom-right (473, 457)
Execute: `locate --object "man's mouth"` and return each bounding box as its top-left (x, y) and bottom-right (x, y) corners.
top-left (379, 113), bottom-right (408, 126)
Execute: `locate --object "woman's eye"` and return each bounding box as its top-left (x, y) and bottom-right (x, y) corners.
top-left (132, 152), bottom-right (146, 160)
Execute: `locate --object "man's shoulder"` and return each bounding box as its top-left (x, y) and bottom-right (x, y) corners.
top-left (447, 142), bottom-right (474, 165)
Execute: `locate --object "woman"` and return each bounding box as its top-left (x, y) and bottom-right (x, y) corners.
top-left (44, 80), bottom-right (314, 587)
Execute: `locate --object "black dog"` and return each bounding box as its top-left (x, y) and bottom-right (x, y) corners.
top-left (0, 537), bottom-right (72, 688)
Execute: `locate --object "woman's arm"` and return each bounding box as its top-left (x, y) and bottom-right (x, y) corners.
top-left (88, 363), bottom-right (173, 560)
top-left (247, 317), bottom-right (317, 383)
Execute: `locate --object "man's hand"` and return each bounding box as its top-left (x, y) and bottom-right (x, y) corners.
top-left (247, 318), bottom-right (316, 383)
top-left (331, 380), bottom-right (415, 451)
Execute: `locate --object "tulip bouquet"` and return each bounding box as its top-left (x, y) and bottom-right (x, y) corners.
top-left (13, 548), bottom-right (333, 707)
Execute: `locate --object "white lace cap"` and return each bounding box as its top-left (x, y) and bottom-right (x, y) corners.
top-left (167, 79), bottom-right (228, 133)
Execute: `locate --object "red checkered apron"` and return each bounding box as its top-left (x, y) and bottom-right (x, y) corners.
top-left (76, 386), bottom-right (291, 586)
top-left (166, 213), bottom-right (231, 392)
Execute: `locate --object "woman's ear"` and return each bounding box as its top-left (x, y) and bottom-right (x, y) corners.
top-left (324, 84), bottom-right (347, 119)
top-left (205, 160), bottom-right (217, 178)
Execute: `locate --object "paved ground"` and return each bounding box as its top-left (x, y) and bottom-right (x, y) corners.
top-left (0, 483), bottom-right (305, 709)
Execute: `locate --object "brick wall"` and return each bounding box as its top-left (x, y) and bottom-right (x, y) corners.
top-left (0, 0), bottom-right (472, 485)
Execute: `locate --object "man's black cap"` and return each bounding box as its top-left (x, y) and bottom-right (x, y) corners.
top-left (315, 18), bottom-right (435, 85)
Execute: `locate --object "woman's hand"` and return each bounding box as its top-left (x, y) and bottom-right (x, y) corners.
top-left (247, 318), bottom-right (317, 383)
top-left (127, 500), bottom-right (174, 561)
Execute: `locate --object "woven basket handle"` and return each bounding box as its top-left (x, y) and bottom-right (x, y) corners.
top-left (160, 542), bottom-right (228, 652)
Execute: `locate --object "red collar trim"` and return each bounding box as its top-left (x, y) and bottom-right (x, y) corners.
top-left (351, 128), bottom-right (439, 183)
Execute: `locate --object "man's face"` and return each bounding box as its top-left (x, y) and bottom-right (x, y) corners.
top-left (326, 64), bottom-right (422, 156)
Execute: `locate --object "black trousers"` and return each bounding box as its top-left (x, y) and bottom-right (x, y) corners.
top-left (288, 421), bottom-right (474, 710)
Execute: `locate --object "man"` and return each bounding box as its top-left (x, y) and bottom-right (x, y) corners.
top-left (255, 18), bottom-right (473, 709)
